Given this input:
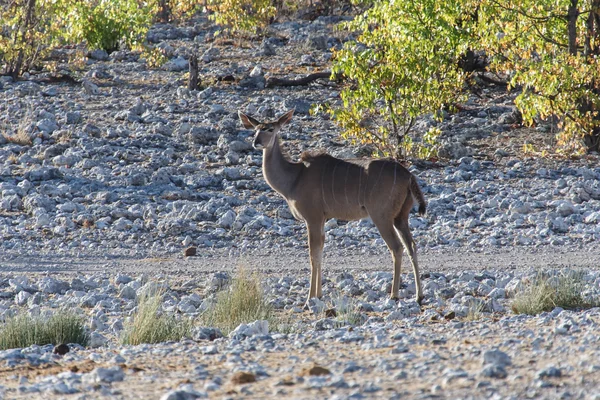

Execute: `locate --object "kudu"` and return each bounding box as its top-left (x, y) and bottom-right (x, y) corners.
top-left (238, 109), bottom-right (427, 304)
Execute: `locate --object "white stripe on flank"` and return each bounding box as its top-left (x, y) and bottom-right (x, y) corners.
top-left (321, 159), bottom-right (330, 212)
top-left (331, 161), bottom-right (339, 205)
top-left (389, 163), bottom-right (397, 202)
top-left (369, 162), bottom-right (385, 202)
top-left (344, 164), bottom-right (350, 205)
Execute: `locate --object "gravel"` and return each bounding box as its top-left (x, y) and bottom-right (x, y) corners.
top-left (1, 11), bottom-right (600, 400)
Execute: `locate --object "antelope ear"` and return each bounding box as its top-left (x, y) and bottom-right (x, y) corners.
top-left (277, 109), bottom-right (295, 126)
top-left (238, 111), bottom-right (260, 129)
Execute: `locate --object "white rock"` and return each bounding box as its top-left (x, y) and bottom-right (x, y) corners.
top-left (483, 349), bottom-right (512, 367)
top-left (120, 286), bottom-right (137, 300)
top-left (82, 366), bottom-right (125, 384)
top-left (15, 291), bottom-right (32, 306)
top-left (229, 320), bottom-right (269, 338)
top-left (89, 332), bottom-right (108, 348)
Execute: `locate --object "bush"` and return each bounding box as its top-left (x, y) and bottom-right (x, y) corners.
top-left (0, 311), bottom-right (88, 350)
top-left (66, 0), bottom-right (154, 53)
top-left (511, 271), bottom-right (599, 315)
top-left (0, 0), bottom-right (65, 78)
top-left (202, 268), bottom-right (273, 334)
top-left (121, 289), bottom-right (193, 345)
top-left (206, 0), bottom-right (276, 36)
top-left (0, 0), bottom-right (154, 78)
top-left (474, 0), bottom-right (600, 154)
top-left (328, 0), bottom-right (470, 159)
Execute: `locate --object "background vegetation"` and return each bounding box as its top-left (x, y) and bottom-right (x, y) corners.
top-left (2, 0), bottom-right (599, 157)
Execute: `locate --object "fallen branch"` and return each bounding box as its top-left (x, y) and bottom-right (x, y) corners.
top-left (265, 71), bottom-right (334, 88)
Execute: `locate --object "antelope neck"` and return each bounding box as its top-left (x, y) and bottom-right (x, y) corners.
top-left (262, 136), bottom-right (303, 196)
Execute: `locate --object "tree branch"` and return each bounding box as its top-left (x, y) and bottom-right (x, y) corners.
top-left (265, 71), bottom-right (335, 88)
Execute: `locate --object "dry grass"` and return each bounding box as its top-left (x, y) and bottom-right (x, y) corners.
top-left (511, 270), bottom-right (598, 315)
top-left (202, 267), bottom-right (274, 334)
top-left (1, 111), bottom-right (35, 146)
top-left (121, 289), bottom-right (194, 345)
top-left (0, 311), bottom-right (88, 350)
top-left (464, 299), bottom-right (486, 321)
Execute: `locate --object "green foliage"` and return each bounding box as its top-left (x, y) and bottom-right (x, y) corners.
top-left (65, 0), bottom-right (154, 52)
top-left (0, 0), bottom-right (154, 77)
top-left (202, 268), bottom-right (273, 334)
top-left (121, 289), bottom-right (193, 345)
top-left (511, 271), bottom-right (598, 315)
top-left (141, 45), bottom-right (169, 68)
top-left (0, 0), bottom-right (65, 78)
top-left (329, 0), bottom-right (470, 159)
top-left (474, 0), bottom-right (600, 154)
top-left (206, 0), bottom-right (276, 36)
top-left (0, 311), bottom-right (88, 350)
top-left (155, 0), bottom-right (205, 22)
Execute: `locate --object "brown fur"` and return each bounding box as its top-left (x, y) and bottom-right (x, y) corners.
top-left (238, 109), bottom-right (427, 304)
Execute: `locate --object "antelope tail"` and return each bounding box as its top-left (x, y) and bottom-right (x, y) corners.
top-left (409, 175), bottom-right (427, 216)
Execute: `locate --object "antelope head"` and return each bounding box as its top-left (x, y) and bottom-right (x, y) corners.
top-left (238, 109), bottom-right (295, 150)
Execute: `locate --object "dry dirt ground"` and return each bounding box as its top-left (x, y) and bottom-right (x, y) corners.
top-left (2, 245), bottom-right (599, 278)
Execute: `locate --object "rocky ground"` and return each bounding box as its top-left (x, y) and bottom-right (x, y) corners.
top-left (1, 11), bottom-right (600, 400)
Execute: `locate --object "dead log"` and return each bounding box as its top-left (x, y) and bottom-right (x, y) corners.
top-left (188, 55), bottom-right (200, 91)
top-left (265, 71), bottom-right (334, 88)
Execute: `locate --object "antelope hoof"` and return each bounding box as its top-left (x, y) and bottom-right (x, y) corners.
top-left (416, 295), bottom-right (424, 306)
top-left (390, 295), bottom-right (399, 301)
top-left (303, 300), bottom-right (311, 311)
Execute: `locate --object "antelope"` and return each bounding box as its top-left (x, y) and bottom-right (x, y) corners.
top-left (238, 109), bottom-right (427, 305)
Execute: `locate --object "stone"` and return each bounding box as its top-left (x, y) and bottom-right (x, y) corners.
top-left (119, 286), bottom-right (137, 300)
top-left (184, 247), bottom-right (197, 257)
top-left (82, 79), bottom-right (100, 95)
top-left (160, 388), bottom-right (208, 400)
top-left (193, 327), bottom-right (224, 341)
top-left (481, 364), bottom-right (507, 379)
top-left (483, 349), bottom-right (511, 367)
top-left (89, 332), bottom-right (108, 348)
top-left (88, 49), bottom-right (109, 61)
top-left (231, 371), bottom-right (256, 384)
top-left (202, 47), bottom-right (219, 63)
top-left (53, 344), bottom-right (70, 356)
top-left (15, 291), bottom-right (32, 306)
top-left (229, 320), bottom-right (269, 338)
top-left (40, 277), bottom-right (69, 294)
top-left (164, 56), bottom-right (188, 72)
top-left (83, 366), bottom-right (125, 383)
top-left (300, 365), bottom-right (331, 376)
top-left (537, 366), bottom-right (562, 378)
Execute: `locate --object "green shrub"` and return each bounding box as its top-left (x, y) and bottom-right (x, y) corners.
top-left (121, 290), bottom-right (193, 345)
top-left (0, 311), bottom-right (88, 350)
top-left (474, 0), bottom-right (600, 154)
top-left (327, 0), bottom-right (470, 159)
top-left (0, 0), bottom-right (65, 78)
top-left (66, 0), bottom-right (154, 53)
top-left (206, 0), bottom-right (276, 36)
top-left (511, 271), bottom-right (598, 315)
top-left (202, 268), bottom-right (273, 334)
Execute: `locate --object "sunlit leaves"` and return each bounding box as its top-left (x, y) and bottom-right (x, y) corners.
top-left (475, 0), bottom-right (600, 154)
top-left (206, 0), bottom-right (276, 36)
top-left (330, 0), bottom-right (470, 159)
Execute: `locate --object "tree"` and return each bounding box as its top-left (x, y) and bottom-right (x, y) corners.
top-left (329, 0), bottom-right (471, 159)
top-left (475, 0), bottom-right (600, 154)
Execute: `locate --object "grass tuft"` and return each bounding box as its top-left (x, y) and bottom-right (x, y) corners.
top-left (0, 311), bottom-right (88, 350)
top-left (121, 289), bottom-right (193, 345)
top-left (331, 293), bottom-right (365, 326)
top-left (511, 270), bottom-right (598, 315)
top-left (202, 267), bottom-right (273, 334)
top-left (464, 299), bottom-right (486, 321)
